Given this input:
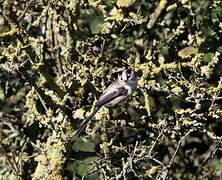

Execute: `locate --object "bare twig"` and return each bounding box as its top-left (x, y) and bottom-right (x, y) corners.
top-left (168, 130), bottom-right (192, 167)
top-left (147, 0), bottom-right (168, 29)
top-left (0, 144), bottom-right (21, 177)
top-left (17, 1), bottom-right (33, 22)
top-left (201, 136), bottom-right (222, 168)
top-left (148, 125), bottom-right (167, 155)
top-left (159, 129), bottom-right (192, 179)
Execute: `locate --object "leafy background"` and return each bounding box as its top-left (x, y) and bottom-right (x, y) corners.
top-left (0, 0), bottom-right (222, 179)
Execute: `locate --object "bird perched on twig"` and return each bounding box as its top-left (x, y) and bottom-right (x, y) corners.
top-left (69, 70), bottom-right (138, 142)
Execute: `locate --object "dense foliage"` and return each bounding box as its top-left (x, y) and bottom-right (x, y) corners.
top-left (1, 0), bottom-right (222, 179)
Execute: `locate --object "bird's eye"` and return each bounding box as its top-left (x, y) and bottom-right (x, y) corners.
top-left (125, 70), bottom-right (131, 78)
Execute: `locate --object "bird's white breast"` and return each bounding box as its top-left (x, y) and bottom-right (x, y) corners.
top-left (123, 84), bottom-right (132, 95)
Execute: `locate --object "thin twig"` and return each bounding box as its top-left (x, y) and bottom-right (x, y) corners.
top-left (159, 129), bottom-right (192, 179)
top-left (148, 125), bottom-right (167, 155)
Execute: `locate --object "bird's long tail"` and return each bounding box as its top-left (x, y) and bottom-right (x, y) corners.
top-left (68, 106), bottom-right (101, 143)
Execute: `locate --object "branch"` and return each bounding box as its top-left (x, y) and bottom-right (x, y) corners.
top-left (159, 129), bottom-right (192, 179)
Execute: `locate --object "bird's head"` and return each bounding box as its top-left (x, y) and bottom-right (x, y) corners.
top-left (118, 70), bottom-right (137, 82)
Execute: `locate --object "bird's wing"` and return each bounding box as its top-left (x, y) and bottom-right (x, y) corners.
top-left (96, 81), bottom-right (128, 107)
top-left (100, 80), bottom-right (120, 96)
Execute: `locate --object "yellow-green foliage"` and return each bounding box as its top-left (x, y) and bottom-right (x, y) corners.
top-left (1, 0), bottom-right (222, 179)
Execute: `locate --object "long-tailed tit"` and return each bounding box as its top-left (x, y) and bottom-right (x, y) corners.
top-left (69, 70), bottom-right (137, 142)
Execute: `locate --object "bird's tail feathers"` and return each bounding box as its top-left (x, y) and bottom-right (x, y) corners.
top-left (68, 106), bottom-right (101, 143)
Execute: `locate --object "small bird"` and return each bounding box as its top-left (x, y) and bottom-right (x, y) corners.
top-left (69, 70), bottom-right (138, 142)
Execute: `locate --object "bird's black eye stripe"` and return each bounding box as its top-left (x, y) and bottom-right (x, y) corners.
top-left (125, 70), bottom-right (131, 79)
top-left (126, 69), bottom-right (131, 74)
